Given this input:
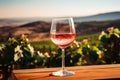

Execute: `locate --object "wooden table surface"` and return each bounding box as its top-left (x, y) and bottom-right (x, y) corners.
top-left (13, 64), bottom-right (120, 80)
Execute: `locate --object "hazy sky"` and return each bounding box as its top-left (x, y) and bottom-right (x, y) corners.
top-left (0, 0), bottom-right (120, 18)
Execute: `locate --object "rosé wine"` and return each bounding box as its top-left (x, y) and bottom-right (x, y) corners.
top-left (50, 33), bottom-right (75, 48)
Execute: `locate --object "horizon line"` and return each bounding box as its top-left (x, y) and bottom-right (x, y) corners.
top-left (0, 11), bottom-right (120, 19)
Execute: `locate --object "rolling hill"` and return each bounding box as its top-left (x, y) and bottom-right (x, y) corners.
top-left (0, 11), bottom-right (120, 42)
top-left (73, 11), bottom-right (120, 22)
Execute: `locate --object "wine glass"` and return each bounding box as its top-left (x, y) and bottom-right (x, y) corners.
top-left (50, 18), bottom-right (76, 76)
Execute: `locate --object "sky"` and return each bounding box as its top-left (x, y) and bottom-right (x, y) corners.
top-left (0, 0), bottom-right (120, 18)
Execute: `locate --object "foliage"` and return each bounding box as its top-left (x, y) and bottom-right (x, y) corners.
top-left (75, 39), bottom-right (103, 65)
top-left (34, 44), bottom-right (81, 68)
top-left (0, 34), bottom-right (34, 68)
top-left (15, 35), bottom-right (35, 68)
top-left (0, 27), bottom-right (120, 69)
top-left (0, 38), bottom-right (17, 66)
top-left (31, 40), bottom-right (58, 52)
top-left (99, 27), bottom-right (120, 64)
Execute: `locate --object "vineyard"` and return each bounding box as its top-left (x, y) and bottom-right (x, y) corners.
top-left (0, 27), bottom-right (120, 69)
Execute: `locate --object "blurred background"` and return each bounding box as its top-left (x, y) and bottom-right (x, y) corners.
top-left (0, 0), bottom-right (120, 69)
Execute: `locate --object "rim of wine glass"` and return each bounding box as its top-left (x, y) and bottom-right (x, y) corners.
top-left (51, 17), bottom-right (75, 34)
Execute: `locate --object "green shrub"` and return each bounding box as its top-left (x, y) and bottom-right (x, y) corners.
top-left (1, 27), bottom-right (120, 69)
top-left (75, 39), bottom-right (103, 65)
top-left (34, 44), bottom-right (81, 68)
top-left (0, 35), bottom-right (35, 68)
top-left (99, 27), bottom-right (120, 64)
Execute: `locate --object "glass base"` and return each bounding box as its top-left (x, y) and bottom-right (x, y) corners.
top-left (51, 69), bottom-right (75, 76)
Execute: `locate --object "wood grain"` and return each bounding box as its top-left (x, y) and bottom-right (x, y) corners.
top-left (13, 64), bottom-right (120, 80)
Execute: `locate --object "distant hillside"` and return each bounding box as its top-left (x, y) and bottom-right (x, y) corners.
top-left (73, 11), bottom-right (120, 22)
top-left (75, 20), bottom-right (120, 36)
top-left (0, 11), bottom-right (120, 42)
top-left (0, 11), bottom-right (120, 27)
top-left (0, 21), bottom-right (51, 41)
top-left (0, 20), bottom-right (120, 42)
top-left (0, 18), bottom-right (51, 27)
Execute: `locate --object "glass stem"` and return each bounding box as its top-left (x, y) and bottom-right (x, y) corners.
top-left (62, 48), bottom-right (65, 70)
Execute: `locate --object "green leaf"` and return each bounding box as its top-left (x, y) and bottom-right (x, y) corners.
top-left (89, 51), bottom-right (99, 63)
